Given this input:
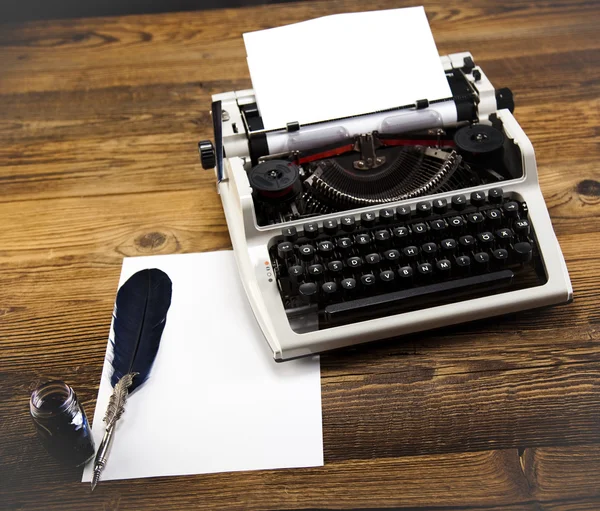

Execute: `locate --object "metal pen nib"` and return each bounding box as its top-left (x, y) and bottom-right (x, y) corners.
top-left (90, 471), bottom-right (100, 492)
top-left (90, 425), bottom-right (115, 491)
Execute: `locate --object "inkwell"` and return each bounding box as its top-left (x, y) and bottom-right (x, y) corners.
top-left (30, 381), bottom-right (95, 466)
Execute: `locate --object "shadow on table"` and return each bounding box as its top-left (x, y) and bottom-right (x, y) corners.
top-left (0, 0), bottom-right (301, 23)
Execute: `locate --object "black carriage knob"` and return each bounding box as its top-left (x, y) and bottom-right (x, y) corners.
top-left (198, 140), bottom-right (216, 170)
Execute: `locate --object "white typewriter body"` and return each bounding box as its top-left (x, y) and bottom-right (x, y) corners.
top-left (203, 52), bottom-right (572, 361)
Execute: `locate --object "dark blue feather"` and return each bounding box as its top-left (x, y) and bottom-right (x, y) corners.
top-left (110, 268), bottom-right (172, 393)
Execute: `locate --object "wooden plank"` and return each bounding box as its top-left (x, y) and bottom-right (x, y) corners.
top-left (2, 446), bottom-right (600, 510)
top-left (321, 363), bottom-right (600, 460)
top-left (0, 81), bottom-right (230, 143)
top-left (0, 131), bottom-right (214, 203)
top-left (542, 501), bottom-right (600, 511)
top-left (522, 445), bottom-right (600, 502)
top-left (0, 189), bottom-right (227, 262)
top-left (0, 1), bottom-right (599, 93)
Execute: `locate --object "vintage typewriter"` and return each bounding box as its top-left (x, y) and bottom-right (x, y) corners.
top-left (198, 52), bottom-right (572, 361)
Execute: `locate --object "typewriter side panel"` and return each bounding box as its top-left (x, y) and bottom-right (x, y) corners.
top-left (218, 155), bottom-right (287, 359)
top-left (496, 109), bottom-right (572, 301)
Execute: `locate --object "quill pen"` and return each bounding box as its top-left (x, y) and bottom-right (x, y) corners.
top-left (91, 268), bottom-right (172, 490)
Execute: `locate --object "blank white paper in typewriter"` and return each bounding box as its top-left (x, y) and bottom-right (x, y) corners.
top-left (244, 6), bottom-right (452, 130)
top-left (82, 251), bottom-right (323, 482)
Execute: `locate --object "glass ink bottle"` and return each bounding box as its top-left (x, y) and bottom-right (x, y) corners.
top-left (30, 381), bottom-right (95, 466)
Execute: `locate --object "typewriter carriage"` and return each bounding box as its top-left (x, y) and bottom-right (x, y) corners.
top-left (244, 120), bottom-right (526, 228)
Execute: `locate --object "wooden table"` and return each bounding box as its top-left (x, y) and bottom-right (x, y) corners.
top-left (1, 1), bottom-right (599, 509)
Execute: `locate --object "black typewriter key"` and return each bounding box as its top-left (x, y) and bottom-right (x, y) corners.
top-left (379, 270), bottom-right (395, 283)
top-left (396, 205), bottom-right (411, 221)
top-left (448, 216), bottom-right (464, 231)
top-left (433, 197), bottom-right (448, 214)
top-left (374, 231), bottom-right (391, 249)
top-left (467, 212), bottom-right (485, 229)
top-left (416, 201), bottom-right (432, 217)
top-left (513, 241), bottom-right (533, 263)
top-left (383, 249), bottom-right (401, 262)
top-left (308, 264), bottom-right (324, 278)
top-left (452, 194), bottom-right (467, 211)
top-left (281, 226), bottom-right (298, 242)
top-left (488, 187), bottom-right (504, 204)
top-left (303, 222), bottom-right (319, 239)
top-left (337, 237), bottom-right (353, 251)
top-left (473, 252), bottom-right (490, 271)
top-left (477, 232), bottom-right (494, 247)
top-left (322, 281), bottom-right (338, 296)
top-left (417, 262), bottom-right (434, 278)
top-left (492, 248), bottom-right (509, 266)
top-left (422, 242), bottom-right (437, 255)
top-left (470, 191), bottom-right (486, 207)
top-left (412, 223), bottom-right (427, 237)
top-left (341, 215), bottom-right (356, 232)
top-left (459, 235), bottom-right (475, 249)
top-left (398, 266), bottom-right (414, 284)
top-left (402, 245), bottom-right (419, 259)
top-left (514, 219), bottom-right (531, 237)
top-left (347, 256), bottom-right (363, 269)
top-left (298, 244), bottom-right (315, 261)
top-left (317, 241), bottom-right (334, 257)
top-left (299, 282), bottom-right (318, 302)
top-left (430, 218), bottom-right (447, 233)
top-left (360, 274), bottom-right (377, 288)
top-left (355, 233), bottom-right (371, 250)
top-left (496, 228), bottom-right (514, 243)
top-left (277, 241), bottom-right (294, 260)
top-left (379, 208), bottom-right (395, 223)
top-left (393, 226), bottom-right (409, 240)
top-left (374, 230), bottom-right (391, 243)
top-left (436, 259), bottom-right (452, 277)
top-left (485, 208), bottom-right (502, 227)
top-left (288, 265), bottom-right (304, 281)
top-left (441, 238), bottom-right (457, 255)
top-left (323, 218), bottom-right (339, 235)
top-left (455, 255), bottom-right (471, 274)
top-left (328, 260), bottom-right (343, 273)
top-left (341, 278), bottom-right (357, 292)
top-left (503, 201), bottom-right (519, 218)
top-left (365, 253), bottom-right (381, 266)
top-left (361, 211), bottom-right (377, 228)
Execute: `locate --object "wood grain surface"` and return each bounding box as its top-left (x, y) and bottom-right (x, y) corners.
top-left (1, 0), bottom-right (599, 509)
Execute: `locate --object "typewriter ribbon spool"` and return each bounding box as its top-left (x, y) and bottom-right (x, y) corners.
top-left (249, 160), bottom-right (302, 202)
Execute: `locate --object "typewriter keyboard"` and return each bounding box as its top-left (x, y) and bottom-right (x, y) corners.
top-left (268, 188), bottom-right (547, 330)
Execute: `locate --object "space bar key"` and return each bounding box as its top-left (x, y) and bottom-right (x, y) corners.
top-left (325, 270), bottom-right (515, 320)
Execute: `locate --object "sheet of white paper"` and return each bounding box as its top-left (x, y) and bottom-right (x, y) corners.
top-left (244, 6), bottom-right (451, 130)
top-left (82, 251), bottom-right (322, 482)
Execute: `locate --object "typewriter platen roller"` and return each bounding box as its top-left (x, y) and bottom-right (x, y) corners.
top-left (198, 52), bottom-right (572, 361)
